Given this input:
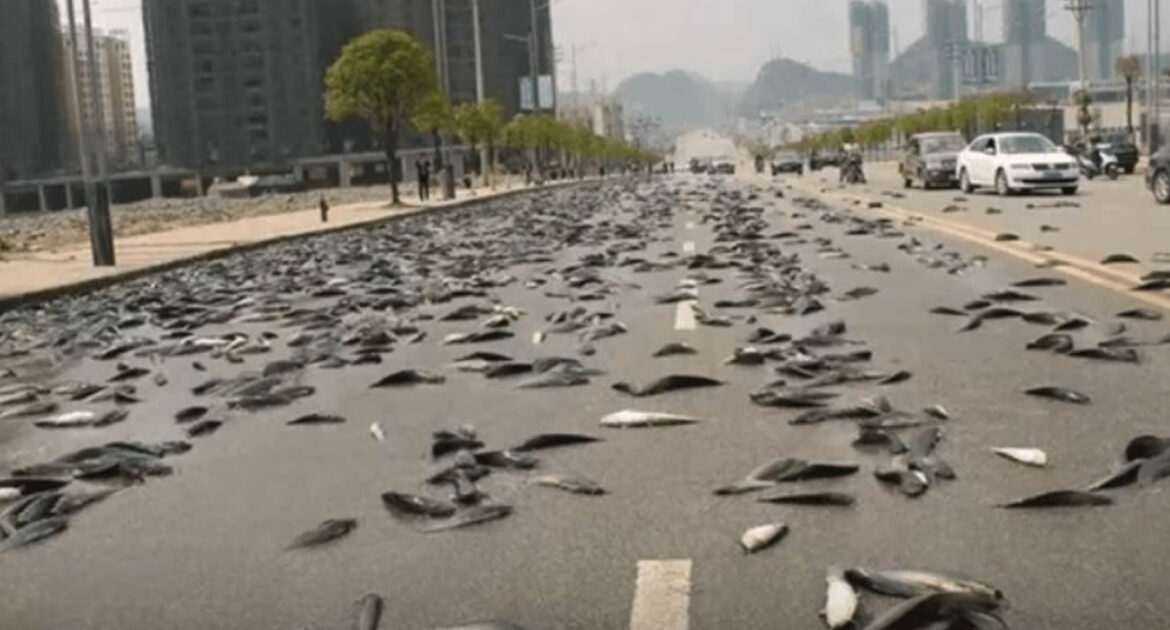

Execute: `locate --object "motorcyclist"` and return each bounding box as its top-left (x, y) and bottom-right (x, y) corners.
top-left (839, 142), bottom-right (866, 184)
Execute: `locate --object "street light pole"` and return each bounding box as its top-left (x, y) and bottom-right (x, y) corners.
top-left (471, 0), bottom-right (490, 186)
top-left (77, 0), bottom-right (115, 266)
top-left (1065, 0), bottom-right (1092, 92)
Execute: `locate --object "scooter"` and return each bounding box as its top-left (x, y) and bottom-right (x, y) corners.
top-left (1073, 144), bottom-right (1120, 180)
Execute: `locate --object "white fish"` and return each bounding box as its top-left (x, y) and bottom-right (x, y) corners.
top-left (369, 422), bottom-right (385, 442)
top-left (739, 522), bottom-right (788, 553)
top-left (991, 447), bottom-right (1048, 467)
top-left (35, 410), bottom-right (98, 428)
top-left (924, 405), bottom-right (951, 420)
top-left (823, 566), bottom-right (858, 629)
top-left (532, 330), bottom-right (546, 345)
top-left (600, 409), bottom-right (701, 428)
top-left (189, 337), bottom-right (230, 348)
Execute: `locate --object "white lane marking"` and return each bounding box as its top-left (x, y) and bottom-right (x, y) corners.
top-left (630, 559), bottom-right (692, 630)
top-left (674, 301), bottom-right (696, 330)
top-left (685, 221), bottom-right (696, 230)
top-left (682, 241), bottom-right (696, 254)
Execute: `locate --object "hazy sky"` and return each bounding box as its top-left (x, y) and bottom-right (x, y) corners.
top-left (86, 0), bottom-right (1160, 111)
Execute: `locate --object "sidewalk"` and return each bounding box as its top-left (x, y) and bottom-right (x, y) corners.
top-left (0, 176), bottom-right (573, 307)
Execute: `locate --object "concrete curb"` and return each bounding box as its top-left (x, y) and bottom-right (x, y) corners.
top-left (0, 179), bottom-right (604, 312)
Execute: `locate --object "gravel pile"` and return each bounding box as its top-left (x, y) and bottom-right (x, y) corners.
top-left (0, 185), bottom-right (396, 256)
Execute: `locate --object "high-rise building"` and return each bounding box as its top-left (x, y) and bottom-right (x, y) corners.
top-left (0, 0), bottom-right (69, 180)
top-left (1086, 0), bottom-right (1125, 81)
top-left (321, 0), bottom-right (554, 154)
top-left (849, 0), bottom-right (890, 101)
top-left (62, 29), bottom-right (140, 169)
top-left (143, 0), bottom-right (325, 170)
top-left (923, 0), bottom-right (967, 98)
top-left (1002, 0), bottom-right (1046, 86)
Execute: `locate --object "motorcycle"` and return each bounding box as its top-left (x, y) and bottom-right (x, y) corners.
top-left (1070, 143), bottom-right (1120, 180)
top-left (840, 153), bottom-right (866, 184)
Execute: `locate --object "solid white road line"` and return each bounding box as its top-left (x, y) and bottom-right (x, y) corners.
top-left (629, 559), bottom-right (692, 630)
top-left (682, 240), bottom-right (696, 254)
top-left (674, 301), bottom-right (696, 330)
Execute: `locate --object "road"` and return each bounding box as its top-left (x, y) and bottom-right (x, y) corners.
top-left (1, 147), bottom-right (1170, 629)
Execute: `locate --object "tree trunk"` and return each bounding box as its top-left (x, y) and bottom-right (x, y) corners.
top-left (384, 126), bottom-right (400, 206)
top-left (1126, 77), bottom-right (1134, 137)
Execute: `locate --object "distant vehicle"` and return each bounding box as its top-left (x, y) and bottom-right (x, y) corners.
top-left (899, 132), bottom-right (966, 189)
top-left (1100, 133), bottom-right (1139, 174)
top-left (809, 152), bottom-right (841, 171)
top-left (957, 132), bottom-right (1079, 196)
top-left (710, 157), bottom-right (736, 175)
top-left (1147, 145), bottom-right (1170, 203)
top-left (770, 153), bottom-right (804, 176)
top-left (689, 158), bottom-right (709, 174)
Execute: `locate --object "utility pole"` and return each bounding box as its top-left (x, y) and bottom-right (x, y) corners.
top-left (77, 0), bottom-right (115, 266)
top-left (470, 0), bottom-right (489, 187)
top-left (430, 0), bottom-right (455, 199)
top-left (945, 41), bottom-right (964, 102)
top-left (1066, 0), bottom-right (1092, 92)
top-left (1155, 0), bottom-right (1163, 152)
top-left (529, 0), bottom-right (542, 182)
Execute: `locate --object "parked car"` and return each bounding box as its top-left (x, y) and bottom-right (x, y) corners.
top-left (710, 157), bottom-right (736, 175)
top-left (809, 151), bottom-right (841, 171)
top-left (899, 132), bottom-right (966, 189)
top-left (771, 153), bottom-right (804, 176)
top-left (689, 158), bottom-right (709, 174)
top-left (1101, 132), bottom-right (1139, 174)
top-left (1146, 145), bottom-right (1170, 203)
top-left (957, 132), bottom-right (1079, 196)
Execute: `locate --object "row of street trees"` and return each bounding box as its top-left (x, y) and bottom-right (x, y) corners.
top-left (324, 29), bottom-right (654, 205)
top-left (787, 92), bottom-right (1038, 156)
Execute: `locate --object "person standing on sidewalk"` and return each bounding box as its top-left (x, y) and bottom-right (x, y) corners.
top-left (417, 160), bottom-right (430, 201)
top-left (318, 196), bottom-right (330, 223)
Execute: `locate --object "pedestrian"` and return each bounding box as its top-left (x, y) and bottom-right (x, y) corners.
top-left (417, 160), bottom-right (430, 201)
top-left (524, 162), bottom-right (533, 187)
top-left (318, 196), bottom-right (330, 223)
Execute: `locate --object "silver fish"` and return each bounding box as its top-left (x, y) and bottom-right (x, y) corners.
top-left (740, 522), bottom-right (788, 553)
top-left (823, 566), bottom-right (859, 629)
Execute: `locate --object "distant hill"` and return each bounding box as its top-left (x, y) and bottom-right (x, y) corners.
top-left (738, 58), bottom-right (854, 115)
top-left (613, 70), bottom-right (733, 134)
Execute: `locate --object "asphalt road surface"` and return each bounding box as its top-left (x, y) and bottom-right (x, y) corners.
top-left (2, 170), bottom-right (1170, 630)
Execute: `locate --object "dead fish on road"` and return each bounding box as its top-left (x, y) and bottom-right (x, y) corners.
top-left (0, 516), bottom-right (69, 552)
top-left (857, 592), bottom-right (1003, 630)
top-left (1025, 386), bottom-right (1090, 404)
top-left (442, 330), bottom-right (514, 345)
top-left (431, 622), bottom-right (530, 630)
top-left (515, 367), bottom-right (591, 389)
top-left (998, 490), bottom-right (1112, 508)
top-left (652, 342), bottom-right (698, 357)
top-left (853, 427), bottom-right (909, 454)
top-left (424, 504), bottom-right (512, 533)
top-left (532, 473), bottom-right (606, 495)
top-left (600, 409), bottom-right (701, 428)
top-left (288, 413), bottom-right (345, 425)
top-left (287, 518), bottom-right (358, 549)
top-left (612, 374), bottom-right (724, 397)
top-left (512, 433), bottom-right (601, 452)
top-left (991, 447), bottom-right (1048, 467)
top-left (174, 406), bottom-right (209, 423)
top-left (1101, 253), bottom-right (1140, 265)
top-left (0, 400), bottom-right (59, 420)
top-left (380, 492), bottom-right (456, 519)
top-left (354, 593), bottom-right (384, 630)
top-left (823, 566), bottom-right (859, 629)
top-left (847, 568), bottom-right (1004, 601)
top-left (740, 522), bottom-right (788, 554)
top-left (756, 491), bottom-right (855, 506)
top-left (187, 419), bottom-right (223, 438)
top-left (370, 370), bottom-right (446, 387)
top-left (1117, 308), bottom-right (1163, 321)
top-left (1013, 277), bottom-right (1066, 287)
top-left (34, 410), bottom-right (98, 428)
top-left (369, 422), bottom-right (386, 442)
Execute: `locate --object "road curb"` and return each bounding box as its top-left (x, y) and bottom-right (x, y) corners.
top-left (0, 179), bottom-right (604, 312)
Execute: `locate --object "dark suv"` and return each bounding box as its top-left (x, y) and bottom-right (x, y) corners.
top-left (1102, 133), bottom-right (1139, 174)
top-left (899, 132), bottom-right (966, 189)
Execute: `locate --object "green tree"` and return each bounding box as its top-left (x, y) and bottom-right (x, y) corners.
top-left (412, 91), bottom-right (455, 190)
top-left (325, 29), bottom-right (439, 205)
top-left (453, 98), bottom-right (506, 184)
top-left (1116, 55), bottom-right (1140, 137)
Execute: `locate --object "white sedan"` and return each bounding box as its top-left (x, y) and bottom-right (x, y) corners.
top-left (956, 132), bottom-right (1079, 196)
